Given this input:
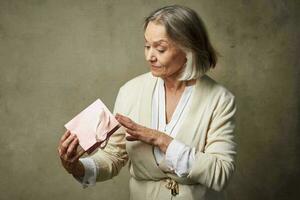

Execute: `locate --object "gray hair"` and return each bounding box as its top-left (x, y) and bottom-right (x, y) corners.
top-left (144, 5), bottom-right (217, 80)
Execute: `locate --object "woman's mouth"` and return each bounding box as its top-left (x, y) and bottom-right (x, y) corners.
top-left (151, 65), bottom-right (162, 68)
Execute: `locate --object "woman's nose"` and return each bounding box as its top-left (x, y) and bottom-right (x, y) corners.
top-left (145, 49), bottom-right (156, 62)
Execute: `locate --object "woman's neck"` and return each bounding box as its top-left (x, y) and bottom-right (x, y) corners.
top-left (162, 76), bottom-right (196, 93)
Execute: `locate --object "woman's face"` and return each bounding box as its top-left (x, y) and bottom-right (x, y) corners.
top-left (144, 21), bottom-right (186, 79)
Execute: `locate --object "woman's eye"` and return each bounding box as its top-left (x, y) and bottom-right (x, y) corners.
top-left (144, 45), bottom-right (150, 49)
top-left (157, 49), bottom-right (165, 53)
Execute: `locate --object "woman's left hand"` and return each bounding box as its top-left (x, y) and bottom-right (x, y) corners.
top-left (115, 113), bottom-right (173, 153)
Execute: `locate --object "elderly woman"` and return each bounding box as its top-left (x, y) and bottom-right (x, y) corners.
top-left (58, 5), bottom-right (237, 200)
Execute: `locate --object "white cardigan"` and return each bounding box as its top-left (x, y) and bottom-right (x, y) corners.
top-left (79, 76), bottom-right (196, 185)
top-left (86, 72), bottom-right (237, 200)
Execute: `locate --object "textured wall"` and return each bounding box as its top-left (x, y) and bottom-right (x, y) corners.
top-left (0, 0), bottom-right (299, 200)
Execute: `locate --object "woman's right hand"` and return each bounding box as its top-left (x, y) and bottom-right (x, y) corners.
top-left (57, 130), bottom-right (85, 177)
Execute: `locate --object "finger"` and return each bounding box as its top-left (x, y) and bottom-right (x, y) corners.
top-left (126, 129), bottom-right (139, 138)
top-left (72, 148), bottom-right (85, 162)
top-left (66, 138), bottom-right (79, 158)
top-left (60, 134), bottom-right (76, 155)
top-left (69, 149), bottom-right (85, 163)
top-left (116, 114), bottom-right (144, 132)
top-left (116, 113), bottom-right (134, 124)
top-left (118, 116), bottom-right (137, 130)
top-left (126, 128), bottom-right (157, 144)
top-left (115, 113), bottom-right (121, 119)
top-left (60, 130), bottom-right (71, 143)
top-left (118, 119), bottom-right (131, 129)
top-left (60, 153), bottom-right (70, 162)
top-left (116, 113), bottom-right (128, 121)
top-left (125, 128), bottom-right (135, 135)
top-left (58, 147), bottom-right (63, 157)
top-left (119, 114), bottom-right (132, 123)
top-left (57, 147), bottom-right (61, 156)
top-left (77, 144), bottom-right (85, 154)
top-left (58, 131), bottom-right (71, 156)
top-left (78, 148), bottom-right (85, 157)
top-left (126, 135), bottom-right (139, 141)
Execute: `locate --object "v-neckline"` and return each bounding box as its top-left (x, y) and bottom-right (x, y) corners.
top-left (158, 78), bottom-right (194, 135)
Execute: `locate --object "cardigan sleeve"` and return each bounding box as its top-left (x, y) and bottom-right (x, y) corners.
top-left (187, 93), bottom-right (237, 191)
top-left (89, 87), bottom-right (129, 182)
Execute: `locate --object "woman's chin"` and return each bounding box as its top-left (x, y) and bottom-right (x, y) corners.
top-left (150, 70), bottom-right (163, 78)
top-left (150, 66), bottom-right (164, 77)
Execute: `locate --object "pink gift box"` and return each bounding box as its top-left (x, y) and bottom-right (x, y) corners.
top-left (64, 99), bottom-right (120, 154)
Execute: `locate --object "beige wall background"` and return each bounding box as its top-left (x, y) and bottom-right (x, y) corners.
top-left (0, 0), bottom-right (299, 200)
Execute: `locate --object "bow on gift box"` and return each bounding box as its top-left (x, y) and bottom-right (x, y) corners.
top-left (64, 99), bottom-right (120, 155)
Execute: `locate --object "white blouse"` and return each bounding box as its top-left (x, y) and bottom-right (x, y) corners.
top-left (78, 78), bottom-right (196, 187)
top-left (152, 78), bottom-right (196, 176)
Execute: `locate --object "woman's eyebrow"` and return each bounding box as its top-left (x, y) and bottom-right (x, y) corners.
top-left (144, 37), bottom-right (169, 45)
top-left (155, 40), bottom-right (168, 45)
